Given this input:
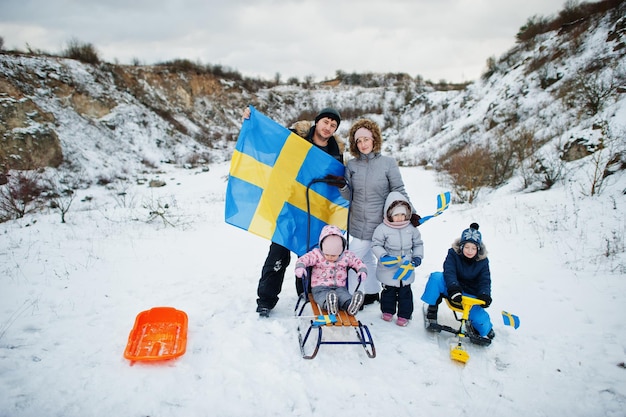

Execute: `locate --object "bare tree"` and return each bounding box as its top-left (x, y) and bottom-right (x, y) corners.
top-left (47, 172), bottom-right (81, 223)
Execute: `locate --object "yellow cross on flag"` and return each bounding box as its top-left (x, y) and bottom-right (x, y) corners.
top-left (225, 106), bottom-right (349, 256)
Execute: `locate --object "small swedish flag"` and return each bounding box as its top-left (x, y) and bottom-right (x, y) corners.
top-left (313, 314), bottom-right (337, 327)
top-left (501, 311), bottom-right (520, 329)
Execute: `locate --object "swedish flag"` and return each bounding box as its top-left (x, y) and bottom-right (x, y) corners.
top-left (418, 191), bottom-right (451, 225)
top-left (312, 314), bottom-right (337, 327)
top-left (225, 106), bottom-right (349, 256)
top-left (501, 311), bottom-right (521, 329)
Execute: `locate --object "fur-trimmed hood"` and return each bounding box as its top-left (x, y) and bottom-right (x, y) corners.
top-left (451, 238), bottom-right (488, 261)
top-left (347, 119), bottom-right (382, 158)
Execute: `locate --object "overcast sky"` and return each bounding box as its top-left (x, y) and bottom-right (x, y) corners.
top-left (0, 0), bottom-right (570, 83)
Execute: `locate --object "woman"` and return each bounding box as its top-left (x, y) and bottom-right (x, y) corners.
top-left (339, 119), bottom-right (419, 306)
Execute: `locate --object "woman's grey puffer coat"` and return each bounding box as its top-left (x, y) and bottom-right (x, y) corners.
top-left (371, 192), bottom-right (424, 287)
top-left (340, 152), bottom-right (411, 240)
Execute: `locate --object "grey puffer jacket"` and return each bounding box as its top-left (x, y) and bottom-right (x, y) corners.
top-left (371, 192), bottom-right (424, 287)
top-left (340, 152), bottom-right (411, 240)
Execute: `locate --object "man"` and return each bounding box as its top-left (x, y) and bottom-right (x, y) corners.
top-left (242, 107), bottom-right (343, 317)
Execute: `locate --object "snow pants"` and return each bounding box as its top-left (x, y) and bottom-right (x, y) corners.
top-left (420, 271), bottom-right (493, 337)
top-left (380, 283), bottom-right (414, 320)
top-left (256, 242), bottom-right (296, 310)
top-left (347, 237), bottom-right (381, 296)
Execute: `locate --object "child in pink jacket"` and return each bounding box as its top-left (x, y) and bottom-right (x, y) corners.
top-left (295, 225), bottom-right (367, 316)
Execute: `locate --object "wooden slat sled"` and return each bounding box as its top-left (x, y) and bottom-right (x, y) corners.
top-left (293, 177), bottom-right (375, 359)
top-left (294, 291), bottom-right (376, 360)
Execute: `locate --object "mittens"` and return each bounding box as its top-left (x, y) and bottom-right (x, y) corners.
top-left (380, 254), bottom-right (402, 267)
top-left (294, 267), bottom-right (307, 279)
top-left (478, 294), bottom-right (492, 308)
top-left (447, 285), bottom-right (463, 309)
top-left (357, 271), bottom-right (367, 281)
top-left (411, 257), bottom-right (422, 267)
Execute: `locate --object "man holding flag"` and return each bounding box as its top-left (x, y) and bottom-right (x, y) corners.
top-left (239, 106), bottom-right (344, 318)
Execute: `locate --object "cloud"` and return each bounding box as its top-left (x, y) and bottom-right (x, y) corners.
top-left (0, 0), bottom-right (567, 82)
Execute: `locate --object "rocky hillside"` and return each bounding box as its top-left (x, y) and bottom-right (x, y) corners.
top-left (0, 0), bottom-right (624, 198)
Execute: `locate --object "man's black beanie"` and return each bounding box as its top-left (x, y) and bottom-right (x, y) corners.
top-left (315, 108), bottom-right (341, 127)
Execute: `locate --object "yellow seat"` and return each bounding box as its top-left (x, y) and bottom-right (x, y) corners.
top-left (444, 295), bottom-right (485, 320)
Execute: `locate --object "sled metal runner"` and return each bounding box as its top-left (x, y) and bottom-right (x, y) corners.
top-left (294, 178), bottom-right (376, 360)
top-left (425, 296), bottom-right (489, 364)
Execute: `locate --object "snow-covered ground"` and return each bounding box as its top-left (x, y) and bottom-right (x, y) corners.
top-left (1, 162), bottom-right (624, 417)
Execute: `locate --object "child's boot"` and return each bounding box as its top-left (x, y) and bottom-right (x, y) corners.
top-left (325, 291), bottom-right (338, 315)
top-left (347, 291), bottom-right (364, 316)
top-left (396, 317), bottom-right (409, 327)
top-left (425, 304), bottom-right (440, 332)
top-left (426, 305), bottom-right (438, 320)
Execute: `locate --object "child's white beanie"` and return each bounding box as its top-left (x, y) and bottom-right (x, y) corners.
top-left (390, 205), bottom-right (409, 217)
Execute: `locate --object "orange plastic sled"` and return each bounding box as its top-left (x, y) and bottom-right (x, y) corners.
top-left (123, 307), bottom-right (188, 363)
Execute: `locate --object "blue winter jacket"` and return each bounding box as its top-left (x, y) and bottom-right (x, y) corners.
top-left (443, 239), bottom-right (491, 297)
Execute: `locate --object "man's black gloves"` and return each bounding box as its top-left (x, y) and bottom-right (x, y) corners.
top-left (410, 213), bottom-right (422, 227)
top-left (324, 174), bottom-right (346, 187)
top-left (478, 294), bottom-right (492, 308)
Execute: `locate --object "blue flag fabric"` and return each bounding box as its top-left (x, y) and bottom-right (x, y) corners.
top-left (392, 259), bottom-right (414, 281)
top-left (312, 314), bottom-right (337, 327)
top-left (225, 106), bottom-right (349, 256)
top-left (418, 191), bottom-right (451, 225)
top-left (501, 311), bottom-right (520, 329)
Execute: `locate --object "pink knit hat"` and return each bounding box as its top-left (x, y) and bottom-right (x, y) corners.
top-left (321, 234), bottom-right (344, 256)
top-left (354, 127), bottom-right (373, 140)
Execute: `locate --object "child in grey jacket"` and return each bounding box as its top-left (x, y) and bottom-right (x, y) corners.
top-left (371, 192), bottom-right (424, 326)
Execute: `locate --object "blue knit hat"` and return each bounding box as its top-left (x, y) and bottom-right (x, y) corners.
top-left (460, 222), bottom-right (482, 249)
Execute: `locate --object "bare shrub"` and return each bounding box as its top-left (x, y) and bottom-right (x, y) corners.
top-left (45, 173), bottom-right (81, 223)
top-left (0, 171), bottom-right (47, 220)
top-left (559, 72), bottom-right (618, 116)
top-left (516, 0), bottom-right (623, 43)
top-left (444, 146), bottom-right (492, 204)
top-left (535, 153), bottom-right (565, 190)
top-left (141, 195), bottom-right (189, 228)
top-left (112, 187), bottom-right (136, 209)
top-left (604, 229), bottom-right (625, 258)
top-left (48, 189), bottom-right (75, 223)
top-left (506, 129), bottom-right (539, 188)
top-left (63, 38), bottom-right (101, 65)
top-left (481, 56), bottom-right (498, 80)
top-left (488, 136), bottom-right (517, 187)
top-left (517, 15), bottom-right (551, 43)
top-left (584, 122), bottom-right (625, 196)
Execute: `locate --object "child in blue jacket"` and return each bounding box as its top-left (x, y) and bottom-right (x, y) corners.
top-left (420, 223), bottom-right (494, 340)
